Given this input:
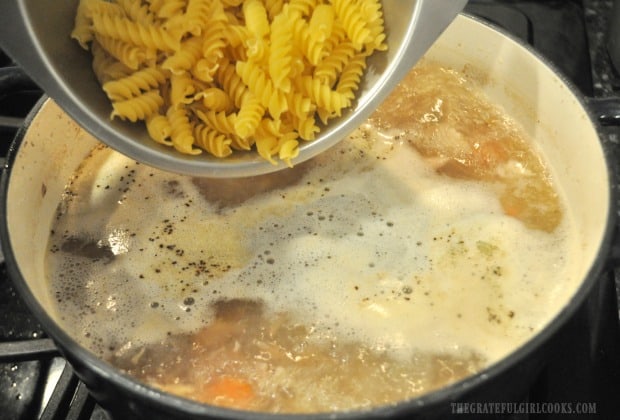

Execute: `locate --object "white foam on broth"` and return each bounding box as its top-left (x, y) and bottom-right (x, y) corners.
top-left (45, 60), bottom-right (580, 408)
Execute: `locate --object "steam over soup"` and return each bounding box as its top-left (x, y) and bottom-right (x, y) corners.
top-left (45, 61), bottom-right (579, 414)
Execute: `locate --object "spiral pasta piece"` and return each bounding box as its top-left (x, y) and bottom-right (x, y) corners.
top-left (162, 36), bottom-right (204, 75)
top-left (110, 89), bottom-right (164, 122)
top-left (195, 109), bottom-right (237, 136)
top-left (360, 0), bottom-right (387, 51)
top-left (195, 88), bottom-right (233, 112)
top-left (222, 24), bottom-right (250, 49)
top-left (242, 0), bottom-right (270, 38)
top-left (313, 41), bottom-right (356, 86)
top-left (95, 34), bottom-right (156, 70)
top-left (310, 4), bottom-right (334, 36)
top-left (192, 60), bottom-right (217, 83)
top-left (277, 134), bottom-right (300, 164)
top-left (257, 117), bottom-right (283, 138)
top-left (329, 0), bottom-right (370, 50)
top-left (194, 14), bottom-right (227, 81)
top-left (183, 0), bottom-right (214, 35)
top-left (291, 14), bottom-right (322, 66)
top-left (323, 20), bottom-right (348, 53)
top-left (92, 13), bottom-right (181, 51)
top-left (268, 9), bottom-right (294, 93)
top-left (71, 0), bottom-right (98, 49)
top-left (336, 53), bottom-right (366, 100)
top-left (103, 67), bottom-right (167, 101)
top-left (146, 114), bottom-right (173, 145)
top-left (296, 75), bottom-right (349, 117)
top-left (193, 123), bottom-right (234, 157)
top-left (292, 113), bottom-right (320, 140)
top-left (246, 37), bottom-right (269, 64)
top-left (274, 132), bottom-right (299, 167)
top-left (91, 41), bottom-right (133, 84)
top-left (286, 90), bottom-right (314, 118)
top-left (254, 134), bottom-right (280, 164)
top-left (170, 73), bottom-right (197, 107)
top-left (235, 94), bottom-right (265, 140)
top-left (167, 107), bottom-right (202, 155)
top-left (216, 59), bottom-right (250, 108)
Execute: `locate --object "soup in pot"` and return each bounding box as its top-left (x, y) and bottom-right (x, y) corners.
top-left (45, 61), bottom-right (579, 413)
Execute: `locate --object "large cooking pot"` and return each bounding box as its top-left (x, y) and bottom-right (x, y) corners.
top-left (0, 13), bottom-right (618, 420)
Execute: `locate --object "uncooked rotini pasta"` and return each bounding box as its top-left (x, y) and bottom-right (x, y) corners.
top-left (73, 0), bottom-right (387, 166)
top-left (145, 114), bottom-right (173, 145)
top-left (313, 41), bottom-right (356, 86)
top-left (277, 133), bottom-right (301, 160)
top-left (242, 0), bottom-right (270, 38)
top-left (102, 67), bottom-right (167, 101)
top-left (215, 59), bottom-right (249, 109)
top-left (335, 53), bottom-right (366, 100)
top-left (329, 0), bottom-right (371, 50)
top-left (95, 34), bottom-right (155, 70)
top-left (91, 41), bottom-right (133, 83)
top-left (194, 18), bottom-right (228, 81)
top-left (235, 94), bottom-right (265, 140)
top-left (193, 123), bottom-right (234, 157)
top-left (195, 88), bottom-right (233, 112)
top-left (295, 75), bottom-right (350, 119)
top-left (110, 89), bottom-right (164, 122)
top-left (291, 111), bottom-right (320, 140)
top-left (360, 0), bottom-right (387, 51)
top-left (291, 14), bottom-right (324, 66)
top-left (167, 106), bottom-right (201, 155)
top-left (169, 73), bottom-right (197, 107)
top-left (268, 8), bottom-right (294, 92)
top-left (91, 13), bottom-right (182, 51)
top-left (182, 0), bottom-right (213, 36)
top-left (195, 109), bottom-right (238, 136)
top-left (71, 0), bottom-right (99, 49)
top-left (161, 36), bottom-right (203, 75)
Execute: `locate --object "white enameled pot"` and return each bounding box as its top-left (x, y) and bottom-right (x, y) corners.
top-left (0, 14), bottom-right (616, 420)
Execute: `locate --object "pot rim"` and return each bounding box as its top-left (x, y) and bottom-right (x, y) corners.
top-left (0, 13), bottom-right (617, 419)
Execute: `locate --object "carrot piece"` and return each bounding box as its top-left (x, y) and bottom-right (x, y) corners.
top-left (200, 376), bottom-right (255, 408)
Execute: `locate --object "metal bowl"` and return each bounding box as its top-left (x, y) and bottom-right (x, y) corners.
top-left (0, 0), bottom-right (466, 177)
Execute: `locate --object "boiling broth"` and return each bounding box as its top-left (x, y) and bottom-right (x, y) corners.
top-left (45, 61), bottom-right (579, 413)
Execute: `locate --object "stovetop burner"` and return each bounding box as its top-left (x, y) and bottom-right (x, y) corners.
top-left (467, 0), bottom-right (595, 95)
top-left (0, 1), bottom-right (619, 419)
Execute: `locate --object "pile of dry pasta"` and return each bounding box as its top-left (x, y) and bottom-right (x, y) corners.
top-left (71, 0), bottom-right (387, 165)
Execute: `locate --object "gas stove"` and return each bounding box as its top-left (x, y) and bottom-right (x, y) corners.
top-left (0, 1), bottom-right (619, 419)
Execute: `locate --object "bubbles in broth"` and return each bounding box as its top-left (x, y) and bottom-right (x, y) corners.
top-left (45, 61), bottom-right (579, 414)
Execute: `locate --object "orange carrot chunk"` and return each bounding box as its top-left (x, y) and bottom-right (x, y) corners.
top-left (200, 376), bottom-right (255, 408)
